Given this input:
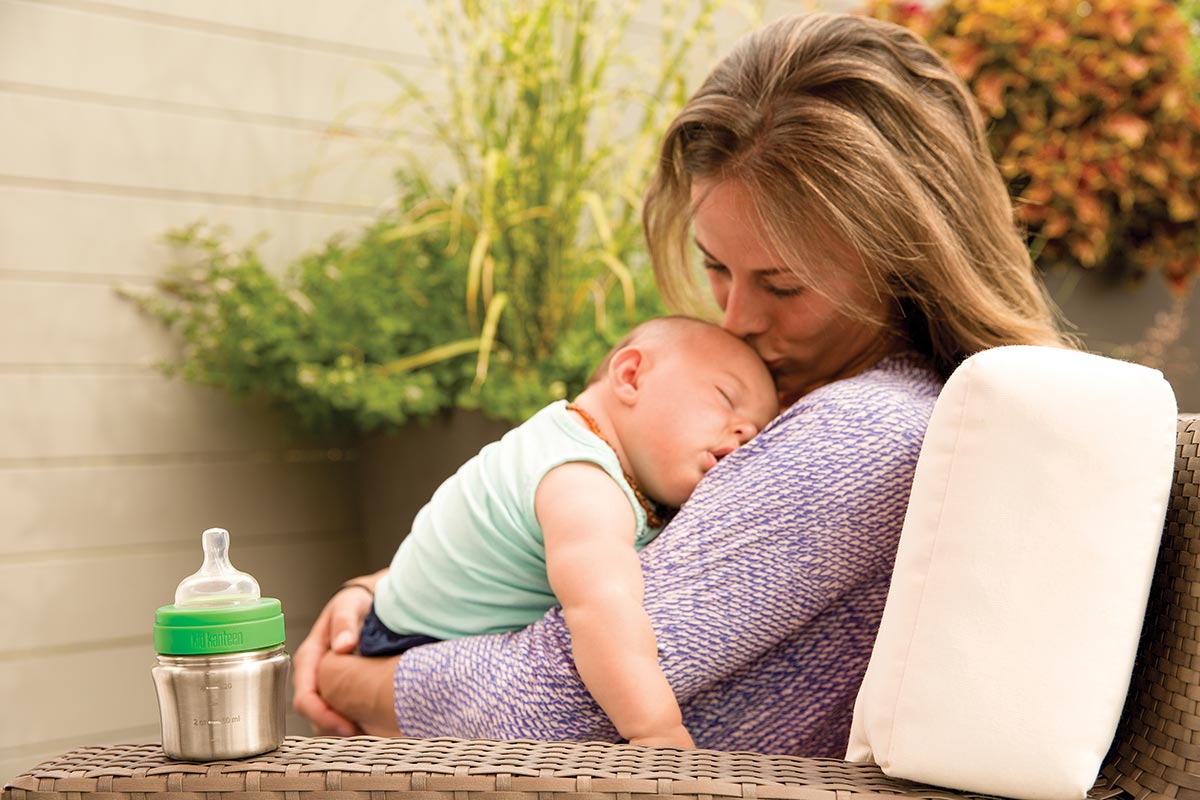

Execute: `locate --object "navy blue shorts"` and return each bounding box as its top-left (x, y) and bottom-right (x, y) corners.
top-left (358, 604), bottom-right (441, 656)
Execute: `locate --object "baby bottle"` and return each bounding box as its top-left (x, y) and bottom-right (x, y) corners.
top-left (152, 527), bottom-right (290, 760)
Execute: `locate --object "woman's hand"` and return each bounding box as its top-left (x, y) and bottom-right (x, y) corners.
top-left (292, 571), bottom-right (384, 736)
top-left (318, 651), bottom-right (404, 736)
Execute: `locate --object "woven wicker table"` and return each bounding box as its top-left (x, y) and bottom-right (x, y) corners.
top-left (0, 736), bottom-right (1034, 800)
top-left (6, 416), bottom-right (1197, 800)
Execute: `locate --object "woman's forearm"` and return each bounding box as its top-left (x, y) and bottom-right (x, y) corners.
top-left (317, 651), bottom-right (404, 736)
top-left (343, 568), bottom-right (389, 594)
top-left (392, 610), bottom-right (615, 740)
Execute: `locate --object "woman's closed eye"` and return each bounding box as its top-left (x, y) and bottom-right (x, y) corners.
top-left (705, 257), bottom-right (804, 297)
top-left (763, 281), bottom-right (806, 297)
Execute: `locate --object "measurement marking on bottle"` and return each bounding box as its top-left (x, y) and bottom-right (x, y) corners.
top-left (192, 716), bottom-right (241, 726)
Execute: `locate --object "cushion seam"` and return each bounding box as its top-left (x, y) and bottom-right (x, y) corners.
top-left (881, 359), bottom-right (974, 760)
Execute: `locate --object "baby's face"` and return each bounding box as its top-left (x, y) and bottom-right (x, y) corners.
top-left (627, 330), bottom-right (778, 509)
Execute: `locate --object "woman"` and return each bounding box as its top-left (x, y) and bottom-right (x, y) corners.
top-left (294, 12), bottom-right (1073, 756)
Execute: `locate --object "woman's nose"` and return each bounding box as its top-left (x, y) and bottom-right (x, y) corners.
top-left (721, 283), bottom-right (768, 339)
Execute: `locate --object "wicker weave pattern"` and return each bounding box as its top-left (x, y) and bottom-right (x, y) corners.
top-left (2, 737), bottom-right (1003, 800)
top-left (5, 416), bottom-right (1197, 800)
top-left (1102, 417), bottom-right (1200, 800)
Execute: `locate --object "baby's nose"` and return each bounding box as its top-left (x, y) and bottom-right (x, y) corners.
top-left (732, 419), bottom-right (759, 444)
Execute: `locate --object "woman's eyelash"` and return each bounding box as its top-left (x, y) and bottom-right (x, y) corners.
top-left (704, 258), bottom-right (803, 296)
top-left (767, 285), bottom-right (806, 297)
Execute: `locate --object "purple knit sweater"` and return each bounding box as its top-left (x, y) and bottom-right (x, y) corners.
top-left (392, 353), bottom-right (943, 756)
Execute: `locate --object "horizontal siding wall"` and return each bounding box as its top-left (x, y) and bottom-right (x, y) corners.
top-left (0, 0), bottom-right (430, 779)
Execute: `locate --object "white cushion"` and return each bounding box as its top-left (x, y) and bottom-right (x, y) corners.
top-left (846, 345), bottom-right (1177, 800)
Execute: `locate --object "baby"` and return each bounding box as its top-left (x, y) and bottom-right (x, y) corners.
top-left (361, 315), bottom-right (778, 747)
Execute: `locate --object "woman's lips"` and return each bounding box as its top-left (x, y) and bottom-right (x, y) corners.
top-left (760, 354), bottom-right (784, 370)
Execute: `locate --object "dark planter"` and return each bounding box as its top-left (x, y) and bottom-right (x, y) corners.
top-left (1044, 267), bottom-right (1197, 411)
top-left (355, 410), bottom-right (513, 570)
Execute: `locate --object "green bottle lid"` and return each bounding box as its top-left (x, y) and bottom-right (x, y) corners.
top-left (154, 597), bottom-right (285, 655)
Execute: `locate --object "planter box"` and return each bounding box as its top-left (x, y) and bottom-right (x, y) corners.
top-left (1046, 268), bottom-right (1197, 410)
top-left (355, 410), bottom-right (512, 570)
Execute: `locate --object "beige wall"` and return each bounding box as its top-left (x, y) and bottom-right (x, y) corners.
top-left (0, 0), bottom-right (440, 779)
top-left (0, 0), bottom-right (848, 782)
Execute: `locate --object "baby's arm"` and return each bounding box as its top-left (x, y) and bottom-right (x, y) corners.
top-left (536, 462), bottom-right (694, 748)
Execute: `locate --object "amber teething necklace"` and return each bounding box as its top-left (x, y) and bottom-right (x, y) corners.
top-left (566, 403), bottom-right (665, 529)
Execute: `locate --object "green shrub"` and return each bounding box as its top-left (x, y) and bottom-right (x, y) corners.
top-left (129, 186), bottom-right (478, 436)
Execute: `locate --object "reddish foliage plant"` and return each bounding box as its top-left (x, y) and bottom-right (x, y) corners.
top-left (867, 0), bottom-right (1200, 292)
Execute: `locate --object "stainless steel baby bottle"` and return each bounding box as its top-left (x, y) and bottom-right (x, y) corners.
top-left (152, 527), bottom-right (290, 760)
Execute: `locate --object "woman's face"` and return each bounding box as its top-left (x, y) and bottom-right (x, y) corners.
top-left (691, 178), bottom-right (897, 407)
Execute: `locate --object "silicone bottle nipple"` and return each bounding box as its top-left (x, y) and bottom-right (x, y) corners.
top-left (174, 528), bottom-right (261, 607)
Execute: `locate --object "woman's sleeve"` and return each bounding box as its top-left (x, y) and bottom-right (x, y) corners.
top-left (393, 602), bottom-right (616, 739)
top-left (392, 372), bottom-right (935, 740)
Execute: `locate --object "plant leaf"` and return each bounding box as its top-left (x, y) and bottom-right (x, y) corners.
top-left (473, 292), bottom-right (509, 388)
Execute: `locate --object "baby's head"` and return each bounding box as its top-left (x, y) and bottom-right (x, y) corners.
top-left (588, 316), bottom-right (778, 509)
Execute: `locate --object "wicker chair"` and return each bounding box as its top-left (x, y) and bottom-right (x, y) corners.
top-left (6, 415), bottom-right (1197, 800)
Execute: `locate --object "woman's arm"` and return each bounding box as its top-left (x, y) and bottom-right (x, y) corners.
top-left (292, 569), bottom-right (387, 736)
top-left (316, 651), bottom-right (404, 736)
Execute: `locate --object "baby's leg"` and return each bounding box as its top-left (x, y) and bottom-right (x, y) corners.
top-left (357, 605), bottom-right (441, 656)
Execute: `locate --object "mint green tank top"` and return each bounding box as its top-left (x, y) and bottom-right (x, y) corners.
top-left (373, 400), bottom-right (662, 639)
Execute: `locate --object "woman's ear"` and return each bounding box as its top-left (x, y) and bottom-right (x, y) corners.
top-left (607, 346), bottom-right (644, 406)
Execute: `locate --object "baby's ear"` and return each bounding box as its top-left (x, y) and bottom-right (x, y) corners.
top-left (607, 346), bottom-right (644, 406)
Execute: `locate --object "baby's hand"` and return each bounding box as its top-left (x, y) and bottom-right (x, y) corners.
top-left (629, 725), bottom-right (696, 749)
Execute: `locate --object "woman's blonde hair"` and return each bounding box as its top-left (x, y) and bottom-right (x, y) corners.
top-left (643, 12), bottom-right (1075, 377)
